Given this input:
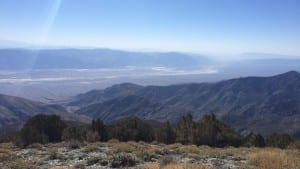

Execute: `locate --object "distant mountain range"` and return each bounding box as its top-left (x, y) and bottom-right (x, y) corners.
top-left (0, 94), bottom-right (90, 128)
top-left (0, 48), bottom-right (209, 70)
top-left (70, 71), bottom-right (300, 137)
top-left (1, 48), bottom-right (300, 77)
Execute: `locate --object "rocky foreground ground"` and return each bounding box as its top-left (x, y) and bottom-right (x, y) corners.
top-left (0, 141), bottom-right (299, 169)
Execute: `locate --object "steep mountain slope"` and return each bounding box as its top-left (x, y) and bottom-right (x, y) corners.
top-left (73, 71), bottom-right (300, 137)
top-left (76, 95), bottom-right (192, 123)
top-left (0, 94), bottom-right (90, 127)
top-left (69, 83), bottom-right (143, 108)
top-left (135, 71), bottom-right (300, 119)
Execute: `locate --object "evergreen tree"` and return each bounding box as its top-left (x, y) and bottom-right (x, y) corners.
top-left (243, 132), bottom-right (266, 147)
top-left (110, 117), bottom-right (154, 142)
top-left (62, 126), bottom-right (87, 142)
top-left (15, 114), bottom-right (66, 147)
top-left (175, 114), bottom-right (196, 144)
top-left (156, 121), bottom-right (176, 144)
top-left (91, 119), bottom-right (109, 141)
top-left (194, 114), bottom-right (242, 147)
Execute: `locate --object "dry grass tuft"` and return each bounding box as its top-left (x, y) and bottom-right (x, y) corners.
top-left (50, 167), bottom-right (65, 169)
top-left (144, 162), bottom-right (160, 169)
top-left (27, 143), bottom-right (44, 150)
top-left (144, 162), bottom-right (214, 169)
top-left (182, 163), bottom-right (215, 169)
top-left (7, 158), bottom-right (38, 169)
top-left (107, 138), bottom-right (120, 143)
top-left (167, 163), bottom-right (214, 169)
top-left (248, 149), bottom-right (300, 169)
top-left (112, 142), bottom-right (136, 153)
top-left (0, 143), bottom-right (19, 153)
top-left (179, 145), bottom-right (200, 155)
top-left (0, 143), bottom-right (18, 149)
top-left (0, 143), bottom-right (19, 154)
top-left (0, 147), bottom-right (12, 154)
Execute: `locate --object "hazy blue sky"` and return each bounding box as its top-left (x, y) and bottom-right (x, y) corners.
top-left (1, 0), bottom-right (300, 55)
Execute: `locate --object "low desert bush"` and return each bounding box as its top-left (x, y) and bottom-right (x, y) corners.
top-left (64, 140), bottom-right (82, 149)
top-left (86, 156), bottom-right (102, 166)
top-left (47, 148), bottom-right (65, 160)
top-left (111, 153), bottom-right (138, 168)
top-left (113, 142), bottom-right (135, 153)
top-left (82, 144), bottom-right (99, 152)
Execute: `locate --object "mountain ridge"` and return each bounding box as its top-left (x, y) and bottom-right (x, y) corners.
top-left (0, 94), bottom-right (90, 127)
top-left (72, 71), bottom-right (300, 137)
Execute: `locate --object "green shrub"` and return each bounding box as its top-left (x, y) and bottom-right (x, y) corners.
top-left (14, 114), bottom-right (66, 147)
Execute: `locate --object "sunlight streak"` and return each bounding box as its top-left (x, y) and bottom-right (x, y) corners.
top-left (16, 0), bottom-right (63, 95)
top-left (39, 0), bottom-right (62, 45)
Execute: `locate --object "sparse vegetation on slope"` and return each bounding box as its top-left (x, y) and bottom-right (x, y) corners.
top-left (0, 141), bottom-right (299, 169)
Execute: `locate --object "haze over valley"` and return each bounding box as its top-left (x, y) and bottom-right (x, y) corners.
top-left (1, 1), bottom-right (300, 168)
top-left (1, 48), bottom-right (300, 102)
